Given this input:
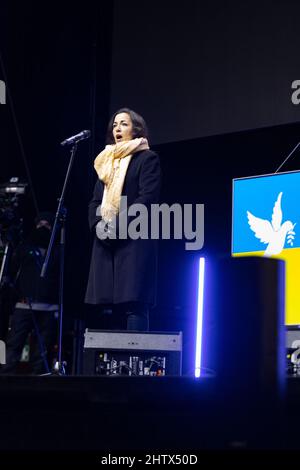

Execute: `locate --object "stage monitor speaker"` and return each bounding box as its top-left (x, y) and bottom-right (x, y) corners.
top-left (83, 329), bottom-right (182, 376)
top-left (210, 256), bottom-right (285, 396)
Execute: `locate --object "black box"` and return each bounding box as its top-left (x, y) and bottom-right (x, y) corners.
top-left (83, 329), bottom-right (182, 376)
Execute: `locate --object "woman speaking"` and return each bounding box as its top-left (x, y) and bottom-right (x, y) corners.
top-left (85, 108), bottom-right (161, 331)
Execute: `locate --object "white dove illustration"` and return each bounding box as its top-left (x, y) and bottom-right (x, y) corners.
top-left (247, 192), bottom-right (296, 256)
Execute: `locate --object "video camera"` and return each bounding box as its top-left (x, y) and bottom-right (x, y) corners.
top-left (0, 177), bottom-right (27, 246)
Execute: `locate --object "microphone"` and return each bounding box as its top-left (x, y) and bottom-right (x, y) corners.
top-left (60, 130), bottom-right (91, 146)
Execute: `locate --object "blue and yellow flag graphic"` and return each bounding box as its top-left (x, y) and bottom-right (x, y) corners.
top-left (232, 170), bottom-right (300, 325)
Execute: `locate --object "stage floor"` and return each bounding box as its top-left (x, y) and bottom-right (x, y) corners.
top-left (0, 375), bottom-right (299, 453)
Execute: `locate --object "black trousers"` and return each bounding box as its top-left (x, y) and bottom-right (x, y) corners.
top-left (1, 308), bottom-right (57, 374)
top-left (87, 302), bottom-right (150, 331)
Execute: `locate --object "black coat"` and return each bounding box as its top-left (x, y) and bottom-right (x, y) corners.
top-left (85, 149), bottom-right (161, 306)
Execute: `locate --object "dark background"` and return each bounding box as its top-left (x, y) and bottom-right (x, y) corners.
top-left (1, 1), bottom-right (300, 373)
top-left (111, 0), bottom-right (300, 144)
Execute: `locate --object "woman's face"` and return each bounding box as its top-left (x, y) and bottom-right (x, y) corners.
top-left (112, 112), bottom-right (133, 144)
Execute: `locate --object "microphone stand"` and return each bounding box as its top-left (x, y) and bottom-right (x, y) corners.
top-left (40, 143), bottom-right (78, 375)
top-left (274, 141), bottom-right (300, 173)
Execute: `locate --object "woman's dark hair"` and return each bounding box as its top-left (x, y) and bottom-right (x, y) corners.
top-left (106, 107), bottom-right (149, 144)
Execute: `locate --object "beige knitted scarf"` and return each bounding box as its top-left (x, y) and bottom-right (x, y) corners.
top-left (94, 137), bottom-right (149, 222)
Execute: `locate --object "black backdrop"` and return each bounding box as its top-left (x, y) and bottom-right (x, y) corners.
top-left (1, 1), bottom-right (300, 373)
top-left (111, 0), bottom-right (300, 144)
